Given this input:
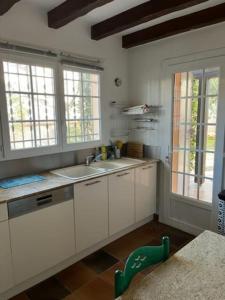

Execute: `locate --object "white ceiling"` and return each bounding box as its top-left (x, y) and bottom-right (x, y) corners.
top-left (20, 0), bottom-right (225, 36)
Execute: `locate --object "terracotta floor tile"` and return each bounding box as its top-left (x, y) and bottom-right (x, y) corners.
top-left (65, 278), bottom-right (114, 300)
top-left (82, 250), bottom-right (118, 274)
top-left (100, 260), bottom-right (144, 294)
top-left (26, 277), bottom-right (70, 300)
top-left (56, 261), bottom-right (97, 292)
top-left (9, 293), bottom-right (30, 300)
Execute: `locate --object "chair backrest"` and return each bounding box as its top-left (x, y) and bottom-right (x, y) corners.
top-left (115, 236), bottom-right (170, 298)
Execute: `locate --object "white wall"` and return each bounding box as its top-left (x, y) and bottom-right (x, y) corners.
top-left (0, 1), bottom-right (128, 146)
top-left (128, 22), bottom-right (225, 234)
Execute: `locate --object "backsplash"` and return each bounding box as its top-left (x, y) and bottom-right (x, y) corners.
top-left (0, 145), bottom-right (160, 180)
top-left (0, 148), bottom-right (95, 180)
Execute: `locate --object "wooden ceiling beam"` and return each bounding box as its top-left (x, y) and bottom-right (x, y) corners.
top-left (122, 3), bottom-right (225, 48)
top-left (91, 0), bottom-right (208, 40)
top-left (0, 0), bottom-right (20, 15)
top-left (48, 0), bottom-right (114, 29)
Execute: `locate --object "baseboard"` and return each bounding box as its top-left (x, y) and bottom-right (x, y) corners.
top-left (159, 215), bottom-right (204, 236)
top-left (2, 215), bottom-right (153, 300)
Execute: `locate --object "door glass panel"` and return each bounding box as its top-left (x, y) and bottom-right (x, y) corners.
top-left (172, 68), bottom-right (220, 203)
top-left (172, 172), bottom-right (183, 195)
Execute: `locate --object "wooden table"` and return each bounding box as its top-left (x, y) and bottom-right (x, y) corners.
top-left (117, 230), bottom-right (225, 300)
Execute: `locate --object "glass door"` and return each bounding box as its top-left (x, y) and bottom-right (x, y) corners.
top-left (171, 68), bottom-right (220, 204)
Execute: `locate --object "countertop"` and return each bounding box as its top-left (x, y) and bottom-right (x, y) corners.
top-left (0, 158), bottom-right (158, 204)
top-left (117, 230), bottom-right (225, 300)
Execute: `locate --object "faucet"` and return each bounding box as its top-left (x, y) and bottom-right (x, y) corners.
top-left (85, 155), bottom-right (94, 166)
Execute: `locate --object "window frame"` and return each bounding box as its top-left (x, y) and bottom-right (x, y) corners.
top-left (60, 64), bottom-right (102, 152)
top-left (171, 68), bottom-right (220, 204)
top-left (0, 51), bottom-right (103, 161)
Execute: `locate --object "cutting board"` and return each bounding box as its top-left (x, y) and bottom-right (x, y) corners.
top-left (127, 142), bottom-right (144, 159)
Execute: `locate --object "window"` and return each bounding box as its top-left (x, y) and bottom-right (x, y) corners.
top-left (0, 53), bottom-right (103, 160)
top-left (63, 68), bottom-right (101, 145)
top-left (172, 68), bottom-right (219, 203)
top-left (2, 61), bottom-right (57, 150)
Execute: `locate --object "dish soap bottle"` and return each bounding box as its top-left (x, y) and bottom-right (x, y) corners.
top-left (101, 145), bottom-right (107, 161)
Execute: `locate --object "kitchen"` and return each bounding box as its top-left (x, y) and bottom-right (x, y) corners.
top-left (1, 0), bottom-right (225, 299)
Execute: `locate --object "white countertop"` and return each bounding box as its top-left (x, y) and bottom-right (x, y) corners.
top-left (0, 158), bottom-right (158, 203)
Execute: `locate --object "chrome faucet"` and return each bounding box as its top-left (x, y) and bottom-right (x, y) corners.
top-left (85, 155), bottom-right (94, 166)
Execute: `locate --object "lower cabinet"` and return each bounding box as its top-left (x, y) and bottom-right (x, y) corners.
top-left (9, 200), bottom-right (75, 284)
top-left (135, 163), bottom-right (157, 222)
top-left (109, 169), bottom-right (135, 235)
top-left (0, 220), bottom-right (13, 293)
top-left (74, 177), bottom-right (108, 252)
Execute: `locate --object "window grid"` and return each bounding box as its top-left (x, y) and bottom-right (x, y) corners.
top-left (171, 68), bottom-right (219, 203)
top-left (63, 69), bottom-right (101, 144)
top-left (3, 61), bottom-right (57, 150)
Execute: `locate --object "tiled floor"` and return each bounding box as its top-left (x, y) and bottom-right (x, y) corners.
top-left (10, 220), bottom-right (194, 300)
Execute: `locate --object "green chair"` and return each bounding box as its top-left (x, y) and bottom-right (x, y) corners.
top-left (115, 236), bottom-right (170, 298)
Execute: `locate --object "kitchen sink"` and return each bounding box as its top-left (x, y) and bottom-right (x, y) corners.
top-left (51, 165), bottom-right (106, 180)
top-left (51, 158), bottom-right (144, 180)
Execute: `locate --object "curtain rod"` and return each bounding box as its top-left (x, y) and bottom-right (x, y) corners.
top-left (0, 41), bottom-right (104, 70)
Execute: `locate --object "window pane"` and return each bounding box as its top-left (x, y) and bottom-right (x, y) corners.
top-left (173, 124), bottom-right (185, 149)
top-left (83, 81), bottom-right (99, 97)
top-left (188, 70), bottom-right (202, 97)
top-left (187, 98), bottom-right (200, 124)
top-left (203, 152), bottom-right (214, 178)
top-left (172, 172), bottom-right (183, 195)
top-left (206, 77), bottom-right (219, 95)
top-left (3, 61), bottom-right (57, 150)
top-left (63, 69), bottom-right (101, 145)
top-left (199, 179), bottom-right (213, 203)
top-left (205, 97), bottom-right (218, 124)
top-left (173, 98), bottom-right (186, 124)
top-left (184, 175), bottom-right (198, 199)
top-left (185, 150), bottom-right (197, 175)
top-left (203, 125), bottom-right (216, 151)
top-left (172, 150), bottom-right (184, 173)
top-left (174, 73), bottom-right (187, 98)
top-left (186, 124), bottom-right (199, 150)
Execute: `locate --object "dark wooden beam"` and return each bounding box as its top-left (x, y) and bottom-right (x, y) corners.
top-left (0, 0), bottom-right (20, 15)
top-left (48, 0), bottom-right (114, 29)
top-left (122, 3), bottom-right (225, 48)
top-left (91, 0), bottom-right (208, 40)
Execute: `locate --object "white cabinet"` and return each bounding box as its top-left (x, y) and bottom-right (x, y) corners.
top-left (135, 163), bottom-right (156, 222)
top-left (10, 200), bottom-right (75, 284)
top-left (74, 177), bottom-right (108, 252)
top-left (109, 169), bottom-right (135, 235)
top-left (0, 220), bottom-right (13, 293)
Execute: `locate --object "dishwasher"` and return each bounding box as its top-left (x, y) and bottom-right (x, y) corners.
top-left (8, 186), bottom-right (76, 285)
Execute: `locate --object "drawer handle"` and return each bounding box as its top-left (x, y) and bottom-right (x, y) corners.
top-left (142, 166), bottom-right (153, 170)
top-left (117, 172), bottom-right (129, 177)
top-left (36, 198), bottom-right (52, 206)
top-left (85, 180), bottom-right (101, 186)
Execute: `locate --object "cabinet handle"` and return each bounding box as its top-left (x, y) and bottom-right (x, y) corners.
top-left (117, 172), bottom-right (130, 177)
top-left (85, 180), bottom-right (101, 186)
top-left (142, 165), bottom-right (153, 170)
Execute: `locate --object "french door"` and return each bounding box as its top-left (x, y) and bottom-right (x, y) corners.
top-left (160, 55), bottom-right (225, 234)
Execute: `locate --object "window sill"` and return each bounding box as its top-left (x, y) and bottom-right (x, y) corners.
top-left (171, 193), bottom-right (212, 211)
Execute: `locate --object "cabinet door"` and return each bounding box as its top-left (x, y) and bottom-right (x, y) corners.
top-left (135, 163), bottom-right (156, 222)
top-left (0, 221), bottom-right (13, 293)
top-left (74, 177), bottom-right (108, 252)
top-left (10, 200), bottom-right (75, 284)
top-left (109, 169), bottom-right (135, 235)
